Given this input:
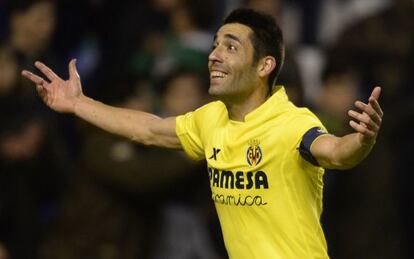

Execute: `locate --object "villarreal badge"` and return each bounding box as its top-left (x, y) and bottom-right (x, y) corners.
top-left (246, 139), bottom-right (262, 166)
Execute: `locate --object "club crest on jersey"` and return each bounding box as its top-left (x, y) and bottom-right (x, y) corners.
top-left (246, 140), bottom-right (262, 166)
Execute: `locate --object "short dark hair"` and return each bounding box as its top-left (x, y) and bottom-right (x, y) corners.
top-left (224, 8), bottom-right (285, 92)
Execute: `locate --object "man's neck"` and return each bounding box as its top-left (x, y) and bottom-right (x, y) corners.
top-left (225, 87), bottom-right (268, 122)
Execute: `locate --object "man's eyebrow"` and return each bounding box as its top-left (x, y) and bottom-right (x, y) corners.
top-left (213, 33), bottom-right (242, 44)
top-left (224, 33), bottom-right (242, 43)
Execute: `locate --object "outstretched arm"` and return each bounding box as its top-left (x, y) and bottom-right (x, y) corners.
top-left (310, 87), bottom-right (383, 169)
top-left (22, 59), bottom-right (181, 149)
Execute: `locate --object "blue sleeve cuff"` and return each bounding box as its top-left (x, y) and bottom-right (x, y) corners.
top-left (299, 127), bottom-right (328, 166)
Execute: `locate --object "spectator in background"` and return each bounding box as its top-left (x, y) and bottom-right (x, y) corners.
top-left (152, 70), bottom-right (225, 259)
top-left (4, 0), bottom-right (57, 70)
top-left (244, 0), bottom-right (281, 24)
top-left (37, 77), bottom-right (161, 259)
top-left (50, 0), bottom-right (161, 98)
top-left (0, 242), bottom-right (9, 259)
top-left (316, 66), bottom-right (360, 136)
top-left (128, 0), bottom-right (216, 88)
top-left (316, 67), bottom-right (404, 259)
top-left (0, 1), bottom-right (72, 258)
top-left (316, 0), bottom-right (413, 257)
top-left (276, 48), bottom-right (304, 107)
top-left (38, 70), bottom-right (225, 259)
top-left (0, 44), bottom-right (18, 94)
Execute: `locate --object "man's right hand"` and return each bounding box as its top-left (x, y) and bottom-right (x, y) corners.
top-left (22, 59), bottom-right (83, 113)
top-left (22, 58), bottom-right (181, 149)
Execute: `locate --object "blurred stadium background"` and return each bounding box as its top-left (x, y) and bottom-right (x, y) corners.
top-left (0, 0), bottom-right (413, 258)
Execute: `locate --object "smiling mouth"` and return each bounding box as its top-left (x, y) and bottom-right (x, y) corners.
top-left (210, 71), bottom-right (228, 79)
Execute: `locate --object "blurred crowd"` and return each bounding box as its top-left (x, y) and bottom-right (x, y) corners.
top-left (0, 0), bottom-right (413, 258)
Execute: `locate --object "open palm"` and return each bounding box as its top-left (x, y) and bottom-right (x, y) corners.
top-left (21, 59), bottom-right (83, 113)
top-left (348, 86), bottom-right (383, 144)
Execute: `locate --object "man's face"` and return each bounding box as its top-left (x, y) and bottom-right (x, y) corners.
top-left (208, 23), bottom-right (260, 100)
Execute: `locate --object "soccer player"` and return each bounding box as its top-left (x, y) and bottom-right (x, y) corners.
top-left (22, 8), bottom-right (383, 259)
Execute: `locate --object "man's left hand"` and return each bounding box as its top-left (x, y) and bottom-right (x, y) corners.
top-left (348, 86), bottom-right (384, 145)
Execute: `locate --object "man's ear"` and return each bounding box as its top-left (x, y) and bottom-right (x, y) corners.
top-left (257, 56), bottom-right (276, 78)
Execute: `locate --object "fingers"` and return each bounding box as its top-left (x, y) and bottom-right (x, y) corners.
top-left (68, 59), bottom-right (80, 81)
top-left (34, 61), bottom-right (60, 81)
top-left (348, 110), bottom-right (380, 132)
top-left (368, 86), bottom-right (383, 117)
top-left (36, 83), bottom-right (48, 99)
top-left (368, 97), bottom-right (384, 118)
top-left (349, 120), bottom-right (376, 138)
top-left (370, 86), bottom-right (381, 100)
top-left (21, 70), bottom-right (49, 88)
top-left (22, 70), bottom-right (50, 101)
top-left (348, 86), bottom-right (384, 139)
top-left (354, 101), bottom-right (382, 125)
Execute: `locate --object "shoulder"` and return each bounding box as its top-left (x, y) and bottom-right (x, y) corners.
top-left (189, 100), bottom-right (227, 124)
top-left (176, 101), bottom-right (226, 134)
top-left (279, 106), bottom-right (327, 144)
top-left (194, 100), bottom-right (225, 115)
top-left (281, 105), bottom-right (323, 125)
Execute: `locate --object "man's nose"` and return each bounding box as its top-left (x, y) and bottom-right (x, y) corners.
top-left (208, 47), bottom-right (222, 63)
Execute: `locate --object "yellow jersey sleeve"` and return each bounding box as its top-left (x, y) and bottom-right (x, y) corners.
top-left (175, 101), bottom-right (226, 161)
top-left (176, 111), bottom-right (205, 161)
top-left (286, 108), bottom-right (328, 151)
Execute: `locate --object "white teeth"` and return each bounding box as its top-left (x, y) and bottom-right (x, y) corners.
top-left (211, 71), bottom-right (227, 78)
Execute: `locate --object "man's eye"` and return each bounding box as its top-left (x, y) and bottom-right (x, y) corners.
top-left (228, 45), bottom-right (237, 51)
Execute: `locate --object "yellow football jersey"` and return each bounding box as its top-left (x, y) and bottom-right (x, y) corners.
top-left (176, 87), bottom-right (329, 259)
